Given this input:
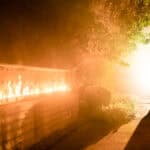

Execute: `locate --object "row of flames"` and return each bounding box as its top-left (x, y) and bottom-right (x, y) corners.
top-left (0, 75), bottom-right (71, 103)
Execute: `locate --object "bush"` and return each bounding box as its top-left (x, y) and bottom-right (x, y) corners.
top-left (98, 98), bottom-right (136, 125)
top-left (79, 85), bottom-right (111, 118)
top-left (79, 86), bottom-right (136, 125)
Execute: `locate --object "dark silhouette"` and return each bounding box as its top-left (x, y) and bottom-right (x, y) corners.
top-left (125, 111), bottom-right (150, 150)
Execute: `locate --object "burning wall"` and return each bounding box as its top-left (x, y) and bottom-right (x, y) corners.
top-left (0, 64), bottom-right (73, 104)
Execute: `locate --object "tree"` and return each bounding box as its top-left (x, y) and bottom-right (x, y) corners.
top-left (86, 0), bottom-right (150, 59)
top-left (74, 0), bottom-right (150, 86)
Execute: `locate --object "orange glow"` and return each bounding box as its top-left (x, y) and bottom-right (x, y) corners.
top-left (130, 43), bottom-right (150, 95)
top-left (0, 74), bottom-right (71, 103)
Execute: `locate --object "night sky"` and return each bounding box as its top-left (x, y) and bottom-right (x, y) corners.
top-left (0, 0), bottom-right (90, 68)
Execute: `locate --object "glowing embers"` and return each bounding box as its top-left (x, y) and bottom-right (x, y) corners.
top-left (0, 74), bottom-right (71, 103)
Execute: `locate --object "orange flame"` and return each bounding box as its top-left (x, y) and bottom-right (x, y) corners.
top-left (0, 74), bottom-right (71, 103)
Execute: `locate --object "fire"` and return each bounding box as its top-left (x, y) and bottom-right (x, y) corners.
top-left (0, 74), bottom-right (71, 104)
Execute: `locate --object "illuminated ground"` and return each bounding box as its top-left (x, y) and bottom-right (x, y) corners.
top-left (40, 98), bottom-right (150, 150)
top-left (86, 99), bottom-right (150, 150)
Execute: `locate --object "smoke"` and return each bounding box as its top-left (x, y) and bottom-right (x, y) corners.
top-left (0, 0), bottom-right (91, 68)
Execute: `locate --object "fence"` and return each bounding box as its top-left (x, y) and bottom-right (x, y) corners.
top-left (0, 93), bottom-right (79, 150)
top-left (0, 64), bottom-right (76, 104)
top-left (0, 64), bottom-right (78, 150)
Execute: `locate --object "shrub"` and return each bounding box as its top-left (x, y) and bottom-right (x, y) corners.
top-left (94, 95), bottom-right (136, 125)
top-left (79, 86), bottom-right (136, 125)
top-left (79, 85), bottom-right (111, 118)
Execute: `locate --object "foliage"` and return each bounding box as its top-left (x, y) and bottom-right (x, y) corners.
top-left (1, 0), bottom-right (150, 65)
top-left (79, 85), bottom-right (111, 118)
top-left (80, 90), bottom-right (136, 125)
top-left (52, 0), bottom-right (150, 66)
top-left (87, 0), bottom-right (150, 59)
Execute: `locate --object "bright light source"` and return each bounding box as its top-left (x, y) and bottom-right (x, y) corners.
top-left (130, 43), bottom-right (150, 95)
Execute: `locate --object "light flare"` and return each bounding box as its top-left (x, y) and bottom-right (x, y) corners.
top-left (130, 43), bottom-right (150, 95)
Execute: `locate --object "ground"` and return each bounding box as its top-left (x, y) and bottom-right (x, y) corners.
top-left (50, 98), bottom-right (150, 150)
top-left (87, 98), bottom-right (150, 150)
top-left (29, 97), bottom-right (150, 150)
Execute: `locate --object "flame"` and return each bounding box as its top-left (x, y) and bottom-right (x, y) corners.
top-left (0, 74), bottom-right (71, 103)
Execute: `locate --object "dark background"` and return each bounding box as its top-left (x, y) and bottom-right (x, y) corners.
top-left (0, 0), bottom-right (91, 68)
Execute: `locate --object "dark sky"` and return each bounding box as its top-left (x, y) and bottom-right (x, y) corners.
top-left (0, 0), bottom-right (90, 68)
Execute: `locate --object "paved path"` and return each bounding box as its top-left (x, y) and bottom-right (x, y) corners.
top-left (85, 98), bottom-right (150, 150)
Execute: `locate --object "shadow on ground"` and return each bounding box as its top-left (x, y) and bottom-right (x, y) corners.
top-left (125, 111), bottom-right (150, 150)
top-left (29, 118), bottom-right (125, 150)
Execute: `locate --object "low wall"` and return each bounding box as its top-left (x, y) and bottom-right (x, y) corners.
top-left (0, 64), bottom-right (78, 149)
top-left (0, 93), bottom-right (79, 150)
top-left (0, 64), bottom-right (75, 104)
